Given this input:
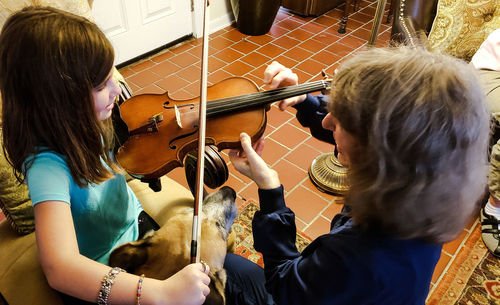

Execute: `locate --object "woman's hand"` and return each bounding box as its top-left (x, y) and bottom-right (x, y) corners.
top-left (264, 61), bottom-right (307, 111)
top-left (229, 133), bottom-right (280, 190)
top-left (162, 263), bottom-right (211, 305)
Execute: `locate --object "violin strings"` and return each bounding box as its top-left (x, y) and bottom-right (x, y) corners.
top-left (176, 80), bottom-right (329, 118)
top-left (208, 81), bottom-right (328, 116)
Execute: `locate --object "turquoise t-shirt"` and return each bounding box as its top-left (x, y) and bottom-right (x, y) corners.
top-left (26, 151), bottom-right (143, 264)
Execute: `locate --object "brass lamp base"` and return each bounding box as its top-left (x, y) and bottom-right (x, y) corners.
top-left (308, 152), bottom-right (350, 196)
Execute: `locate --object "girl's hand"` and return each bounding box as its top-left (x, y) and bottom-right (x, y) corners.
top-left (263, 61), bottom-right (307, 111)
top-left (229, 133), bottom-right (280, 190)
top-left (162, 263), bottom-right (210, 305)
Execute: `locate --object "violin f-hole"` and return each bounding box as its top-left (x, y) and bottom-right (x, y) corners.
top-left (163, 102), bottom-right (195, 109)
top-left (168, 130), bottom-right (198, 149)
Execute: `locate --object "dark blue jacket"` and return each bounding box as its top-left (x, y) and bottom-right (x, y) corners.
top-left (253, 186), bottom-right (441, 305)
top-left (253, 95), bottom-right (441, 304)
top-left (293, 94), bottom-right (334, 145)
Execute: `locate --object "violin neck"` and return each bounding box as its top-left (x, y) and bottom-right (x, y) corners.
top-left (207, 80), bottom-right (331, 117)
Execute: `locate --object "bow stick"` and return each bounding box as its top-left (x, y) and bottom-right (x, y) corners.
top-left (190, 0), bottom-right (210, 264)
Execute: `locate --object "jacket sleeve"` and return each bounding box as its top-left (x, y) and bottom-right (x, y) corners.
top-left (293, 94), bottom-right (334, 145)
top-left (252, 187), bottom-right (349, 305)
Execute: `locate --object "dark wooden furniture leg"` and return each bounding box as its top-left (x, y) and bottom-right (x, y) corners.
top-left (338, 0), bottom-right (352, 34)
top-left (338, 0), bottom-right (365, 34)
top-left (386, 0), bottom-right (395, 24)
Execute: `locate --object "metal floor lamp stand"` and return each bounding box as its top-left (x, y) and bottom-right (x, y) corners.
top-left (308, 0), bottom-right (388, 195)
top-left (308, 152), bottom-right (349, 195)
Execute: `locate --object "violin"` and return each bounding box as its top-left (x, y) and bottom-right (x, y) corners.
top-left (115, 76), bottom-right (331, 180)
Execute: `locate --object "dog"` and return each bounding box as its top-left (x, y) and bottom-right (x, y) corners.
top-left (109, 186), bottom-right (238, 305)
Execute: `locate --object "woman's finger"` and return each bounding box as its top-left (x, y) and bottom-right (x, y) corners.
top-left (268, 69), bottom-right (295, 89)
top-left (239, 133), bottom-right (254, 152)
top-left (253, 137), bottom-right (265, 156)
top-left (263, 61), bottom-right (284, 85)
top-left (239, 133), bottom-right (269, 169)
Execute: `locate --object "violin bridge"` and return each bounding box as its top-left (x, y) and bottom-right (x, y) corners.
top-left (174, 105), bottom-right (183, 128)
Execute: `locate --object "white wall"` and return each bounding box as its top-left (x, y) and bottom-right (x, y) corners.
top-left (193, 0), bottom-right (234, 37)
top-left (210, 0), bottom-right (234, 32)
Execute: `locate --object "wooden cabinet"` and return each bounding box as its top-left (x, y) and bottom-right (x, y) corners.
top-left (281, 0), bottom-right (345, 16)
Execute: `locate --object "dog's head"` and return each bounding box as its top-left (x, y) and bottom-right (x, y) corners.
top-left (202, 186), bottom-right (238, 238)
top-left (109, 186), bottom-right (237, 305)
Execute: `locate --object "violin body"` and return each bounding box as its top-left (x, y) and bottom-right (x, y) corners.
top-left (116, 77), bottom-right (267, 179)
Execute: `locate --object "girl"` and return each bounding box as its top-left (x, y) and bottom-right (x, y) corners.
top-left (0, 6), bottom-right (210, 305)
top-left (229, 47), bottom-right (490, 304)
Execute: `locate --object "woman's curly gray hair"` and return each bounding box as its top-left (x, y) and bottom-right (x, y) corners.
top-left (330, 46), bottom-right (490, 243)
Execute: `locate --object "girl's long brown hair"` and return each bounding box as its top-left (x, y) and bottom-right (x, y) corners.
top-left (0, 6), bottom-right (118, 187)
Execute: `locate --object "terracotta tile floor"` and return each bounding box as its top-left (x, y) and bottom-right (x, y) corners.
top-left (115, 0), bottom-right (482, 297)
top-left (0, 0), bottom-right (480, 300)
top-left (118, 0), bottom-right (394, 239)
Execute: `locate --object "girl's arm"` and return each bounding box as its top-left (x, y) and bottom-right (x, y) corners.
top-left (35, 201), bottom-right (210, 305)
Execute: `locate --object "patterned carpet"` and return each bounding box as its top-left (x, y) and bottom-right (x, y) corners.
top-left (427, 223), bottom-right (500, 305)
top-left (232, 201), bottom-right (500, 304)
top-left (231, 200), bottom-right (312, 267)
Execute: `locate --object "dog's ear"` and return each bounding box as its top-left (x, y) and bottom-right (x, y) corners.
top-left (204, 269), bottom-right (227, 305)
top-left (108, 237), bottom-right (151, 274)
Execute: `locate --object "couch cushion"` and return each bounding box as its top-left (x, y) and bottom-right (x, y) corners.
top-left (0, 133), bottom-right (34, 235)
top-left (427, 0), bottom-right (500, 61)
top-left (127, 176), bottom-right (194, 227)
top-left (0, 221), bottom-right (62, 305)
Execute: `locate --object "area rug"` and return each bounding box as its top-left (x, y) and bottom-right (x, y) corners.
top-left (427, 223), bottom-right (500, 305)
top-left (231, 200), bottom-right (312, 267)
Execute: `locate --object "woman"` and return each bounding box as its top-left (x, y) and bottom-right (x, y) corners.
top-left (229, 46), bottom-right (490, 304)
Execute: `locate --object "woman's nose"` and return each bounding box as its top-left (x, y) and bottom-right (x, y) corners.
top-left (322, 113), bottom-right (335, 131)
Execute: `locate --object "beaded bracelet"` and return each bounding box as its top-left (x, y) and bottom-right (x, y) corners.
top-left (136, 274), bottom-right (145, 305)
top-left (97, 267), bottom-right (124, 305)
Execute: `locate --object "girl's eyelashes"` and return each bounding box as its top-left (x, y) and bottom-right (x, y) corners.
top-left (94, 81), bottom-right (105, 91)
top-left (95, 75), bottom-right (113, 91)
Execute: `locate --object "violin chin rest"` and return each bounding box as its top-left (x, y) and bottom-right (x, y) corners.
top-left (184, 145), bottom-right (229, 193)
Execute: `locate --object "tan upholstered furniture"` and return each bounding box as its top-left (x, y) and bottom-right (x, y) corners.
top-left (428, 0), bottom-right (500, 61)
top-left (0, 138), bottom-right (33, 235)
top-left (0, 176), bottom-right (194, 305)
top-left (391, 0), bottom-right (500, 61)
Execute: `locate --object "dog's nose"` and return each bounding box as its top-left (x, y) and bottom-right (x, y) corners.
top-left (220, 186), bottom-right (236, 200)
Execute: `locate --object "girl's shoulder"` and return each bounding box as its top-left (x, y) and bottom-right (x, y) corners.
top-left (26, 147), bottom-right (64, 161)
top-left (25, 148), bottom-right (69, 174)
